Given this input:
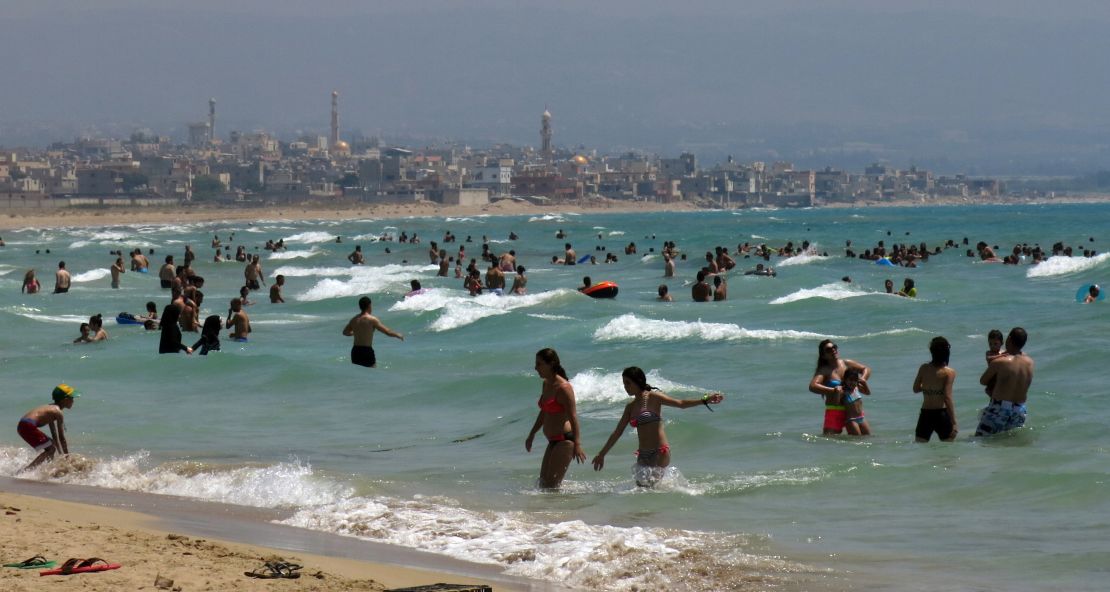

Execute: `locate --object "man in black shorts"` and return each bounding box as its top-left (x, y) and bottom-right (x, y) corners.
top-left (342, 296), bottom-right (404, 368)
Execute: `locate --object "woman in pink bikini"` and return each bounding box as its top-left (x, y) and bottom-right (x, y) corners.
top-left (524, 348), bottom-right (586, 488)
top-left (592, 367), bottom-right (723, 487)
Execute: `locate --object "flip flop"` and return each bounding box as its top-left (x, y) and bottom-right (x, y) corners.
top-left (40, 557), bottom-right (121, 576)
top-left (244, 560), bottom-right (302, 579)
top-left (3, 555), bottom-right (56, 569)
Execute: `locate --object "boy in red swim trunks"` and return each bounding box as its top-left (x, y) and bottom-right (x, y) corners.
top-left (17, 384), bottom-right (78, 472)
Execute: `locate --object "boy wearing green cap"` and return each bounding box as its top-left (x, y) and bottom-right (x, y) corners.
top-left (16, 384), bottom-right (78, 473)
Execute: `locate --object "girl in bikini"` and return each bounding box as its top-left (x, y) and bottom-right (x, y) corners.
top-left (592, 367), bottom-right (723, 487)
top-left (524, 348), bottom-right (586, 488)
top-left (912, 336), bottom-right (958, 442)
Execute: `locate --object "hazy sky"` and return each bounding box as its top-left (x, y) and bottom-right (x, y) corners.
top-left (3, 1), bottom-right (1109, 171)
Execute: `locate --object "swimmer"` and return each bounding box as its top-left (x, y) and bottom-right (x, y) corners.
top-left (592, 367), bottom-right (722, 487)
top-left (663, 252), bottom-right (675, 278)
top-left (342, 296), bottom-right (403, 368)
top-left (110, 257), bottom-right (125, 289)
top-left (88, 314), bottom-right (108, 342)
top-left (712, 275), bottom-right (727, 301)
top-left (691, 270), bottom-right (711, 302)
top-left (22, 269), bottom-right (40, 294)
top-left (17, 384), bottom-right (78, 472)
top-left (348, 245), bottom-right (365, 265)
top-left (975, 327), bottom-right (1034, 437)
top-left (1084, 284), bottom-right (1101, 303)
top-left (912, 336), bottom-right (958, 442)
top-left (73, 322), bottom-right (92, 344)
top-left (983, 328), bottom-right (1005, 396)
top-left (578, 276), bottom-right (592, 292)
top-left (809, 339), bottom-right (871, 436)
top-left (884, 278), bottom-right (894, 294)
top-left (191, 315), bottom-right (222, 355)
top-left (225, 298), bottom-right (252, 342)
top-left (898, 278), bottom-right (917, 298)
top-left (269, 275), bottom-right (285, 303)
top-left (564, 243), bottom-right (576, 265)
top-left (525, 348), bottom-right (586, 488)
top-left (53, 261), bottom-right (71, 294)
top-left (657, 284), bottom-right (673, 302)
top-left (159, 256), bottom-right (175, 289)
top-left (510, 266), bottom-right (528, 295)
top-left (158, 304), bottom-right (193, 354)
top-left (840, 368), bottom-right (871, 436)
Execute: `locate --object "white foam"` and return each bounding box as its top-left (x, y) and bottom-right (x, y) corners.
top-left (528, 214), bottom-right (565, 222)
top-left (608, 231), bottom-right (626, 236)
top-left (751, 234), bottom-right (766, 239)
top-left (1026, 253), bottom-right (1110, 278)
top-left (444, 217), bottom-right (478, 222)
top-left (594, 314), bottom-right (827, 343)
top-left (272, 265), bottom-right (352, 278)
top-left (527, 313), bottom-right (574, 321)
top-left (777, 252), bottom-right (829, 267)
top-left (20, 313), bottom-right (89, 324)
top-left (280, 496), bottom-right (798, 591)
top-left (70, 269), bottom-right (111, 283)
top-left (297, 264), bottom-right (429, 301)
top-left (570, 368), bottom-right (701, 404)
top-left (268, 248), bottom-right (320, 260)
top-left (390, 288), bottom-right (575, 332)
top-left (0, 268), bottom-right (14, 276)
top-left (284, 231), bottom-right (338, 244)
top-left (770, 283), bottom-right (870, 304)
top-left (0, 446), bottom-right (803, 590)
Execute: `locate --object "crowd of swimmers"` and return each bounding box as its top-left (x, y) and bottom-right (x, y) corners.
top-left (6, 223), bottom-right (1082, 484)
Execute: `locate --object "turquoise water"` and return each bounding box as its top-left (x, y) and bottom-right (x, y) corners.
top-left (1, 204), bottom-right (1108, 591)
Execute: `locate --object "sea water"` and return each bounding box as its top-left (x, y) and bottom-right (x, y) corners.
top-left (1, 204), bottom-right (1108, 591)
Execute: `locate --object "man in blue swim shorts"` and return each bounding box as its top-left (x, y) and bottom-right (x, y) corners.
top-left (976, 327), bottom-right (1034, 437)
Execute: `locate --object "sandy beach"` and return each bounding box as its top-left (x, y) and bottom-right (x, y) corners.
top-left (2, 193), bottom-right (1108, 232)
top-left (0, 197), bottom-right (698, 232)
top-left (0, 489), bottom-right (509, 592)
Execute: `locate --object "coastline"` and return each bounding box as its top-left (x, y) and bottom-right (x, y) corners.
top-left (0, 477), bottom-right (544, 591)
top-left (1, 193), bottom-right (1108, 231)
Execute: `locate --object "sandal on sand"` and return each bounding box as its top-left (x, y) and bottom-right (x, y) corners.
top-left (3, 555), bottom-right (56, 569)
top-left (40, 557), bottom-right (122, 576)
top-left (245, 561), bottom-right (302, 579)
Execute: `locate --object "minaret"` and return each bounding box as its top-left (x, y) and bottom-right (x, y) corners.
top-left (330, 90), bottom-right (340, 148)
top-left (208, 98), bottom-right (216, 144)
top-left (541, 106), bottom-right (552, 160)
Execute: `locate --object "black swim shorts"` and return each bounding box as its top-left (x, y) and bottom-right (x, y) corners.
top-left (351, 345), bottom-right (376, 368)
top-left (915, 408), bottom-right (955, 441)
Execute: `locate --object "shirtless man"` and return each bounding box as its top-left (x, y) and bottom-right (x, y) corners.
top-left (179, 288), bottom-right (199, 332)
top-left (17, 384), bottom-right (78, 472)
top-left (342, 296), bottom-right (404, 368)
top-left (159, 255), bottom-right (176, 289)
top-left (110, 256), bottom-right (126, 289)
top-left (54, 261), bottom-right (71, 294)
top-left (657, 284), bottom-right (674, 302)
top-left (564, 243), bottom-right (576, 266)
top-left (130, 249), bottom-right (146, 271)
top-left (691, 270), bottom-right (711, 302)
top-left (270, 275), bottom-right (285, 303)
top-left (437, 250), bottom-right (450, 277)
top-left (975, 327), bottom-right (1034, 437)
top-left (712, 275), bottom-right (727, 301)
top-left (486, 261), bottom-right (506, 292)
top-left (244, 255), bottom-right (264, 290)
top-left (499, 250), bottom-right (516, 273)
top-left (348, 245), bottom-right (365, 265)
top-left (225, 298), bottom-right (252, 341)
top-left (663, 253), bottom-right (675, 278)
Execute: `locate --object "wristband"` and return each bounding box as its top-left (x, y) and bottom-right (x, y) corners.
top-left (702, 393), bottom-right (714, 411)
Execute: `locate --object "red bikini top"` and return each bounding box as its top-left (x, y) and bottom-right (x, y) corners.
top-left (538, 395), bottom-right (565, 414)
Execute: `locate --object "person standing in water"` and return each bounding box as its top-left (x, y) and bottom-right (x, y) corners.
top-left (809, 339), bottom-right (871, 436)
top-left (592, 367), bottom-right (723, 487)
top-left (912, 336), bottom-right (958, 442)
top-left (976, 327), bottom-right (1034, 436)
top-left (342, 296), bottom-right (404, 368)
top-left (525, 348), bottom-right (586, 488)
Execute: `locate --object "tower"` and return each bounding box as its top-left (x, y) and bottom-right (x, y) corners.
top-left (208, 98), bottom-right (216, 144)
top-left (330, 90), bottom-right (340, 148)
top-left (540, 106), bottom-right (553, 160)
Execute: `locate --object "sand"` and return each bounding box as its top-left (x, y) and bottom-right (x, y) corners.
top-left (0, 197), bottom-right (697, 231)
top-left (0, 492), bottom-right (499, 592)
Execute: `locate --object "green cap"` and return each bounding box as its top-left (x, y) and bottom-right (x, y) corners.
top-left (52, 384), bottom-right (80, 401)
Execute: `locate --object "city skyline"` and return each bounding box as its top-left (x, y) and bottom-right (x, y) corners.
top-left (3, 1), bottom-right (1110, 174)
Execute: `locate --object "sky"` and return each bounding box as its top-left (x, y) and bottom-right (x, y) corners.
top-left (2, 1), bottom-right (1109, 173)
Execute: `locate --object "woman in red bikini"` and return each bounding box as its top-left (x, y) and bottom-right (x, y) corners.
top-left (591, 367), bottom-right (723, 487)
top-left (525, 348), bottom-right (586, 488)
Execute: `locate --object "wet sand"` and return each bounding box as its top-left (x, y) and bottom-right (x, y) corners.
top-left (0, 477), bottom-right (546, 591)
